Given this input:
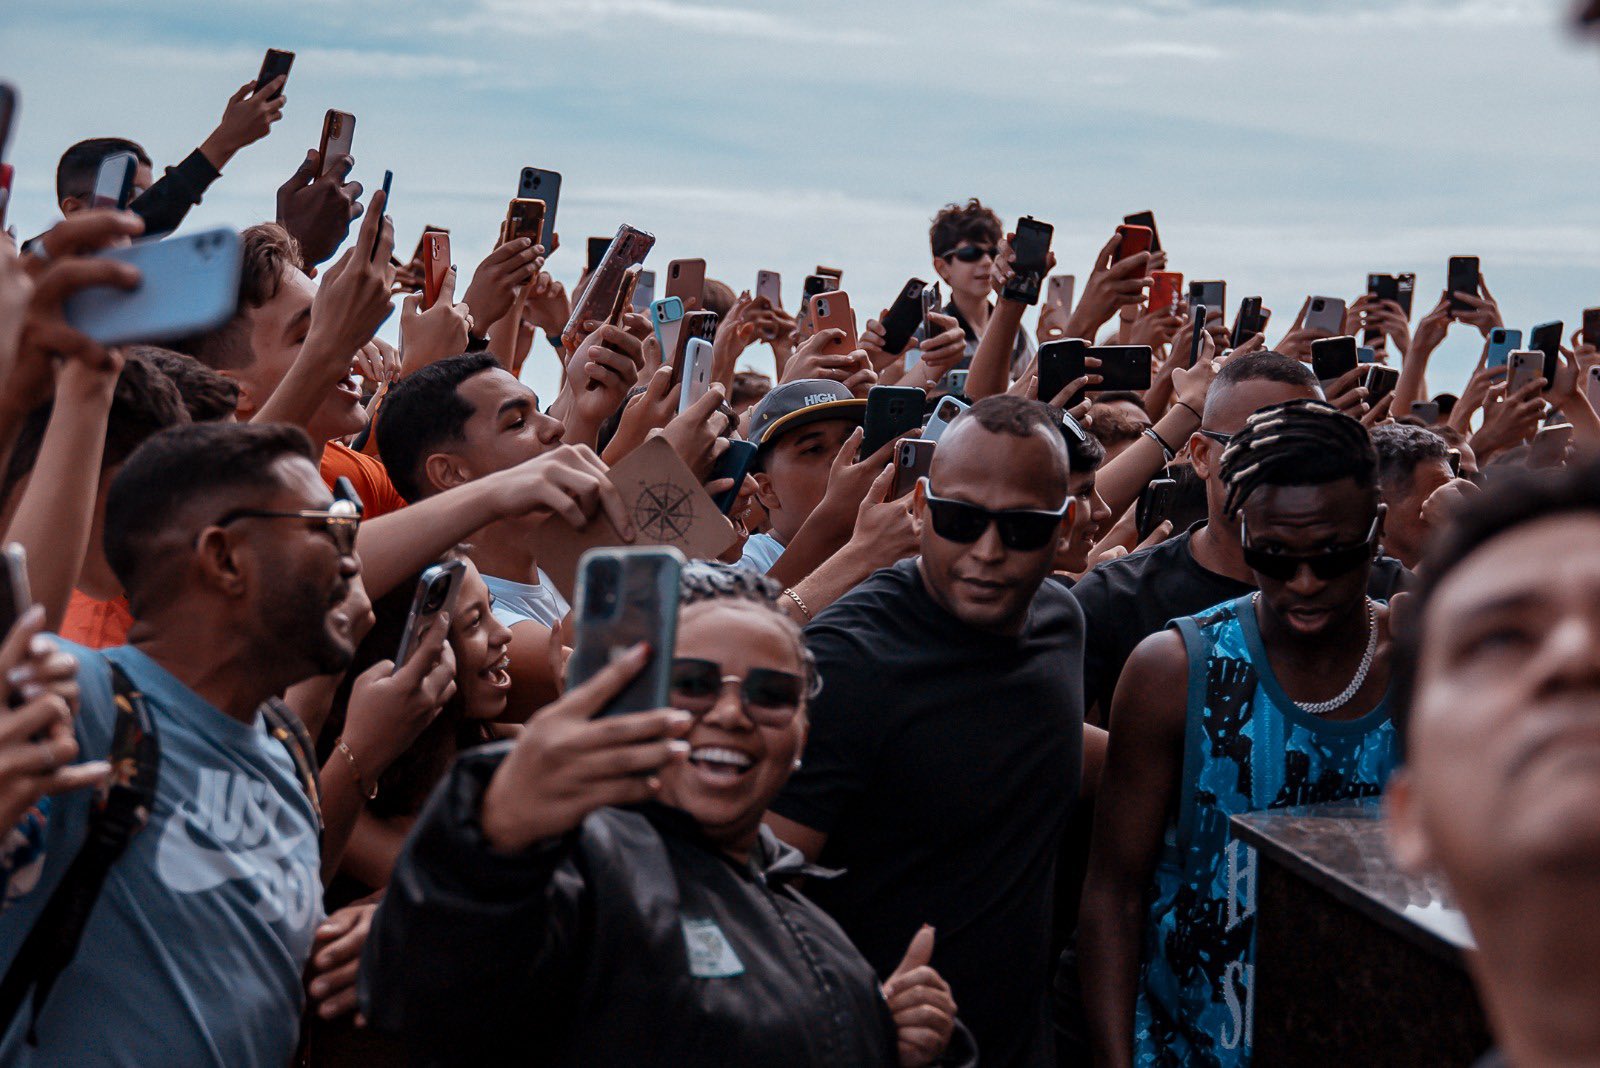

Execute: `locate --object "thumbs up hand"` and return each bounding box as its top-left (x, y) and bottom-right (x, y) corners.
top-left (882, 925), bottom-right (957, 1067)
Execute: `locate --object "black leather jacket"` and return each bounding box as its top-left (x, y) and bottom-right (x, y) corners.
top-left (360, 743), bottom-right (977, 1067)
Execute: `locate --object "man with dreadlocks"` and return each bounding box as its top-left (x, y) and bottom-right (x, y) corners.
top-left (1078, 399), bottom-right (1401, 1068)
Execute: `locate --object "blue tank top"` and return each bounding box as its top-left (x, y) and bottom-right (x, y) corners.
top-left (1133, 594), bottom-right (1397, 1067)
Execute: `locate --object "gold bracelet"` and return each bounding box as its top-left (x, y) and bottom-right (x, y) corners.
top-left (336, 737), bottom-right (378, 801)
top-left (782, 587), bottom-right (812, 622)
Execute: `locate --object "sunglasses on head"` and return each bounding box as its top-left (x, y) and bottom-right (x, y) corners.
top-left (942, 245), bottom-right (997, 264)
top-left (1240, 514), bottom-right (1379, 582)
top-left (670, 658), bottom-right (805, 728)
top-left (919, 478), bottom-right (1072, 552)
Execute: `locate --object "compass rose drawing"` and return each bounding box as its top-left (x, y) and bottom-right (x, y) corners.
top-left (634, 482), bottom-right (695, 541)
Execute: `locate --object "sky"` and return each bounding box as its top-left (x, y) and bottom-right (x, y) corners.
top-left (4, 0), bottom-right (1599, 402)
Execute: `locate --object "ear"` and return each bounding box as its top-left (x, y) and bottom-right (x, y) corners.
top-left (752, 470), bottom-right (781, 514)
top-left (1381, 768), bottom-right (1435, 876)
top-left (1374, 502), bottom-right (1389, 542)
top-left (194, 527), bottom-right (249, 598)
top-left (59, 196), bottom-right (86, 215)
top-left (424, 452), bottom-right (472, 494)
top-left (931, 257), bottom-right (954, 286)
top-left (221, 370), bottom-right (255, 419)
top-left (1189, 433), bottom-right (1217, 480)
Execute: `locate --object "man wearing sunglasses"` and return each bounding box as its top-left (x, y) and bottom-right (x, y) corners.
top-left (0, 423), bottom-right (355, 1066)
top-left (1080, 400), bottom-right (1399, 1068)
top-left (768, 396), bottom-right (1085, 1068)
top-left (927, 198), bottom-right (1034, 373)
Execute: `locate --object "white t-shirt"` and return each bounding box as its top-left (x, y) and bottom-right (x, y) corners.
top-left (736, 532), bottom-right (786, 575)
top-left (482, 570), bottom-right (571, 629)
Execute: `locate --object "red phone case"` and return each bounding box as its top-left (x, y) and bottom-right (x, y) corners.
top-left (423, 232), bottom-right (450, 310)
top-left (1115, 225), bottom-right (1153, 262)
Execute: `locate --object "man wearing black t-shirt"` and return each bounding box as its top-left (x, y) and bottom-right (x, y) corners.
top-left (1070, 352), bottom-right (1409, 724)
top-left (767, 396), bottom-right (1084, 1068)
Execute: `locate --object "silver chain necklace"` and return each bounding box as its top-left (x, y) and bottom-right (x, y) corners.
top-left (1252, 594), bottom-right (1378, 716)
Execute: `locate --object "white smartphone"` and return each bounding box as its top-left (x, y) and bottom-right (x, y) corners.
top-left (632, 269), bottom-right (656, 312)
top-left (756, 269), bottom-right (782, 309)
top-left (1046, 274), bottom-right (1075, 315)
top-left (0, 542), bottom-right (29, 640)
top-left (1304, 295), bottom-right (1346, 335)
top-left (62, 228), bottom-right (243, 347)
top-left (678, 337), bottom-right (714, 414)
top-left (923, 394), bottom-right (970, 444)
top-left (1586, 365), bottom-right (1600, 412)
top-left (1507, 350), bottom-right (1543, 396)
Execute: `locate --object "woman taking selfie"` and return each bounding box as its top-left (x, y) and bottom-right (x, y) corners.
top-left (359, 566), bottom-right (971, 1067)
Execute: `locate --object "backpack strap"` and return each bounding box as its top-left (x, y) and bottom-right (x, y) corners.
top-left (261, 698), bottom-right (322, 836)
top-left (0, 662), bottom-right (160, 1044)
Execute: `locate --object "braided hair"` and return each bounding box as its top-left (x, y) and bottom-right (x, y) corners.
top-left (679, 563), bottom-right (821, 699)
top-left (1219, 399), bottom-right (1378, 520)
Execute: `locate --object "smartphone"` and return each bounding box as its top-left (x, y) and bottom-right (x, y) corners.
top-left (1150, 272), bottom-right (1182, 314)
top-left (393, 561), bottom-right (466, 669)
top-left (1486, 327), bottom-right (1521, 371)
top-left (1447, 256), bottom-right (1480, 313)
top-left (678, 337), bottom-right (715, 414)
top-left (1584, 308), bottom-right (1600, 348)
top-left (815, 265), bottom-right (843, 282)
top-left (0, 82), bottom-right (16, 166)
top-left (892, 439), bottom-right (937, 499)
top-left (809, 291), bottom-right (857, 355)
top-left (371, 170), bottom-right (393, 262)
top-left (1311, 335), bottom-right (1359, 383)
top-left (1366, 273), bottom-right (1407, 344)
top-left (1363, 364), bottom-right (1400, 406)
top-left (1114, 224), bottom-right (1153, 262)
top-left (1001, 216), bottom-right (1052, 306)
top-left (923, 394), bottom-right (969, 444)
top-left (318, 110), bottom-right (356, 176)
top-left (756, 270), bottom-right (782, 309)
top-left (1585, 365), bottom-right (1600, 411)
top-left (860, 385), bottom-right (926, 459)
top-left (0, 163), bottom-right (12, 230)
top-left (709, 440), bottom-right (758, 515)
top-left (1136, 479), bottom-right (1177, 542)
top-left (1529, 320), bottom-right (1564, 383)
top-left (920, 282), bottom-right (942, 342)
top-left (1046, 274), bottom-right (1076, 316)
top-left (880, 278), bottom-right (927, 356)
top-left (608, 265), bottom-right (642, 327)
top-left (586, 236), bottom-right (611, 274)
top-left (1358, 345), bottom-right (1377, 364)
top-left (1231, 296), bottom-right (1265, 348)
top-left (516, 167), bottom-right (561, 251)
top-left (90, 151), bottom-right (138, 211)
top-left (685, 309), bottom-right (719, 345)
top-left (0, 543), bottom-right (29, 642)
top-left (1039, 338), bottom-right (1090, 407)
top-left (422, 231), bottom-right (450, 310)
top-left (1304, 295), bottom-right (1346, 335)
top-left (651, 297), bottom-right (686, 370)
top-left (504, 197), bottom-right (546, 247)
top-left (633, 269), bottom-right (656, 312)
top-left (802, 274), bottom-right (838, 304)
top-left (1410, 401), bottom-right (1441, 424)
top-left (941, 369), bottom-right (969, 397)
top-left (255, 49), bottom-right (294, 97)
top-left (666, 258), bottom-right (707, 312)
top-left (567, 547), bottom-right (684, 720)
top-left (562, 224), bottom-right (655, 352)
top-left (1087, 346), bottom-right (1154, 392)
top-left (1187, 307), bottom-right (1208, 369)
top-left (1123, 210), bottom-right (1161, 253)
top-left (1190, 281), bottom-right (1226, 320)
top-left (1507, 349), bottom-right (1544, 395)
top-left (63, 227), bottom-right (243, 346)
top-left (1531, 422), bottom-right (1573, 468)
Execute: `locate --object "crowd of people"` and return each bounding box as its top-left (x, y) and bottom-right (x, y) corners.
top-left (0, 27), bottom-right (1598, 1068)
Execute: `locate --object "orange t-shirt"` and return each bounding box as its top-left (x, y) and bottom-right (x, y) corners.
top-left (321, 440), bottom-right (407, 518)
top-left (60, 590), bottom-right (134, 650)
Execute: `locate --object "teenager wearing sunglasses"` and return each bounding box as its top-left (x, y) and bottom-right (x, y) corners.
top-left (1080, 400), bottom-right (1399, 1068)
top-left (768, 396), bottom-right (1085, 1068)
top-left (363, 566), bottom-right (970, 1066)
top-left (926, 198), bottom-right (1035, 374)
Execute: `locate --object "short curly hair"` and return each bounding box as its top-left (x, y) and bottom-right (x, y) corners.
top-left (679, 563), bottom-right (820, 699)
top-left (929, 198), bottom-right (1002, 259)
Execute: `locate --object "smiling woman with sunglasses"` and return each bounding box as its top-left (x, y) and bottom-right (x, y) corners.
top-left (363, 565), bottom-right (973, 1067)
top-left (1080, 400), bottom-right (1401, 1068)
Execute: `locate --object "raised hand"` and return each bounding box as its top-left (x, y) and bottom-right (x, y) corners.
top-left (1068, 231), bottom-right (1153, 340)
top-left (399, 266), bottom-right (472, 376)
top-left (659, 384), bottom-right (731, 479)
top-left (340, 613), bottom-right (457, 780)
top-left (276, 150), bottom-right (364, 268)
top-left (200, 77), bottom-right (286, 170)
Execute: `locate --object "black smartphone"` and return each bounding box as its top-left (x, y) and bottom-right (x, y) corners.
top-left (567, 547), bottom-right (684, 719)
top-left (1529, 320), bottom-right (1564, 383)
top-left (920, 282), bottom-right (942, 343)
top-left (0, 82), bottom-right (17, 165)
top-left (880, 277), bottom-right (928, 355)
top-left (586, 236), bottom-right (610, 274)
top-left (1311, 335), bottom-right (1359, 383)
top-left (1039, 338), bottom-right (1089, 407)
top-left (370, 170), bottom-right (393, 262)
top-left (1447, 256), bottom-right (1479, 313)
top-left (1123, 210), bottom-right (1161, 253)
top-left (1189, 280), bottom-right (1226, 321)
top-left (709, 440), bottom-right (758, 515)
top-left (1231, 297), bottom-right (1264, 348)
top-left (0, 543), bottom-right (29, 642)
top-left (1086, 346), bottom-right (1153, 391)
top-left (1363, 364), bottom-right (1400, 405)
top-left (892, 438), bottom-right (937, 499)
top-left (803, 273), bottom-right (838, 304)
top-left (517, 167), bottom-right (561, 251)
top-left (1136, 478), bottom-right (1176, 541)
top-left (860, 385), bottom-right (926, 459)
top-left (1187, 306), bottom-right (1208, 369)
top-left (394, 560), bottom-right (466, 669)
top-left (255, 49), bottom-right (294, 98)
top-left (1365, 273), bottom-right (1393, 345)
top-left (1410, 401), bottom-right (1441, 424)
top-left (1001, 216), bottom-right (1053, 306)
top-left (1584, 307), bottom-right (1600, 348)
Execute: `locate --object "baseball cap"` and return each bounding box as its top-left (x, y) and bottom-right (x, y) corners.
top-left (747, 379), bottom-right (867, 451)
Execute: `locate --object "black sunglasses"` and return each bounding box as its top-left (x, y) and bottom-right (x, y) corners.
top-left (942, 244), bottom-right (997, 264)
top-left (920, 478), bottom-right (1071, 551)
top-left (1198, 429), bottom-right (1232, 446)
top-left (670, 658), bottom-right (805, 728)
top-left (1240, 514), bottom-right (1379, 582)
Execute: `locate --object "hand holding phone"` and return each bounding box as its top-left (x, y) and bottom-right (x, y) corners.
top-left (255, 49), bottom-right (295, 98)
top-left (1447, 256), bottom-right (1480, 314)
top-left (318, 110), bottom-right (356, 177)
top-left (394, 562), bottom-right (466, 668)
top-left (422, 231), bottom-right (451, 310)
top-left (1001, 216), bottom-right (1053, 306)
top-left (517, 167), bottom-right (562, 252)
top-left (860, 385), bottom-right (926, 459)
top-left (63, 228), bottom-right (243, 346)
top-left (566, 548), bottom-right (684, 718)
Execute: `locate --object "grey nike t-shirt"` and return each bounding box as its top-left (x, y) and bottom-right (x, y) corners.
top-left (0, 643), bottom-right (323, 1067)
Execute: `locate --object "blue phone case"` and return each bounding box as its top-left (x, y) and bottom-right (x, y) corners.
top-left (1487, 328), bottom-right (1522, 370)
top-left (923, 394), bottom-right (969, 443)
top-left (62, 228), bottom-right (242, 347)
top-left (652, 296), bottom-right (685, 364)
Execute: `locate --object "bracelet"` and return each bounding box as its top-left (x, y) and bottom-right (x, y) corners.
top-left (336, 738), bottom-right (378, 801)
top-left (1142, 427), bottom-right (1177, 463)
top-left (1174, 399), bottom-right (1202, 422)
top-left (782, 587), bottom-right (813, 622)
